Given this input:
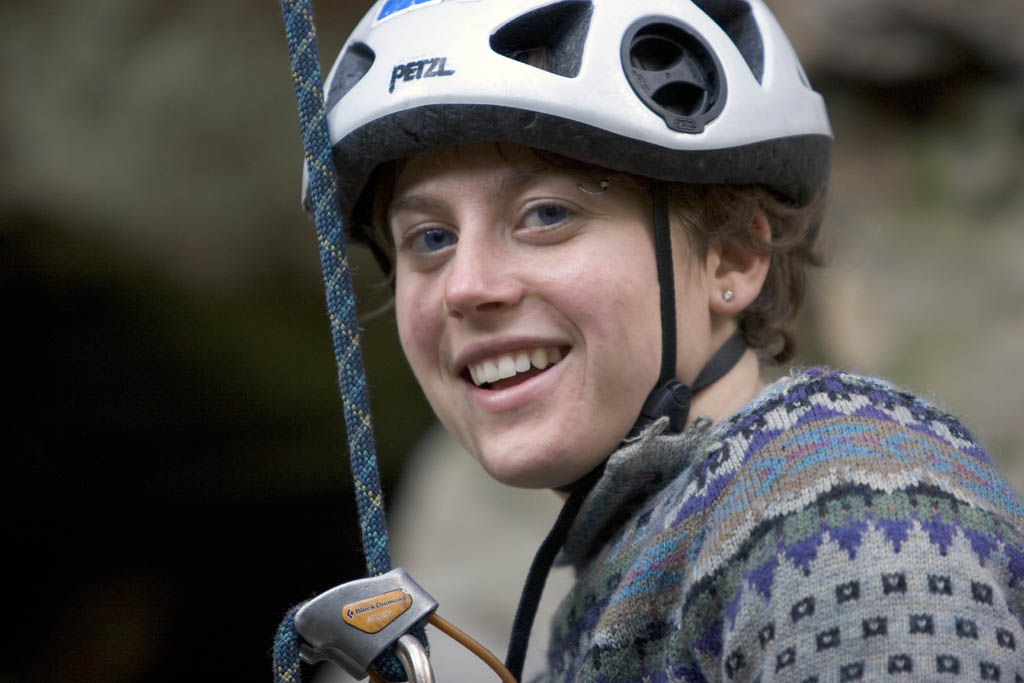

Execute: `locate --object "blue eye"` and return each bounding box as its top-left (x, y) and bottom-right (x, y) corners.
top-left (526, 204), bottom-right (569, 227)
top-left (410, 227), bottom-right (457, 252)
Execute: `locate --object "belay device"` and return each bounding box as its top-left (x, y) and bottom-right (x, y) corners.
top-left (272, 1), bottom-right (517, 681)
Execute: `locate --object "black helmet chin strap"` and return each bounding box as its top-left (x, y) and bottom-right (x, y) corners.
top-left (653, 180), bottom-right (679, 385)
top-left (504, 181), bottom-right (749, 681)
top-left (630, 181), bottom-right (748, 436)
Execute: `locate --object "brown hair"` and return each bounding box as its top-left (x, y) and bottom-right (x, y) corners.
top-left (666, 183), bottom-right (826, 363)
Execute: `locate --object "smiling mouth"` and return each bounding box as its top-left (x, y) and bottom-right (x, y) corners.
top-left (464, 346), bottom-right (568, 390)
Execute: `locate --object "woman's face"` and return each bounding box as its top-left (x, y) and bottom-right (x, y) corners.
top-left (389, 143), bottom-right (716, 488)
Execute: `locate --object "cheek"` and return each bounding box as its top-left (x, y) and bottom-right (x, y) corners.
top-left (394, 278), bottom-right (438, 376)
top-left (543, 246), bottom-right (663, 388)
top-left (590, 298), bottom-right (662, 401)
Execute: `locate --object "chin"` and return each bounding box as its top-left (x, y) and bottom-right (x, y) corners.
top-left (472, 438), bottom-right (604, 490)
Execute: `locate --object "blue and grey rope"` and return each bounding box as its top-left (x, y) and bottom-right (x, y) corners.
top-left (274, 1), bottom-right (421, 680)
top-left (273, 604), bottom-right (303, 683)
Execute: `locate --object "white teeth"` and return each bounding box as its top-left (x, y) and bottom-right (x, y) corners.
top-left (467, 346), bottom-right (566, 387)
top-left (497, 355), bottom-right (516, 380)
top-left (515, 352), bottom-right (531, 373)
top-left (483, 359), bottom-right (499, 384)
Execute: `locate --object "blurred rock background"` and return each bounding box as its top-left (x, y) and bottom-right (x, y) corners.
top-left (1, 1), bottom-right (1021, 681)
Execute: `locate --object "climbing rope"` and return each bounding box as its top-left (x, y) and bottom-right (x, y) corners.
top-left (273, 1), bottom-right (416, 680)
top-left (277, 0), bottom-right (391, 579)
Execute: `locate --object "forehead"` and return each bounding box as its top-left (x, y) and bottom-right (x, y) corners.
top-left (391, 143), bottom-right (561, 200)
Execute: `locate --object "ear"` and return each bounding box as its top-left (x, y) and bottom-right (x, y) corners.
top-left (706, 211), bottom-right (771, 317)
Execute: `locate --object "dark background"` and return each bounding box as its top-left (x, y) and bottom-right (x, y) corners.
top-left (2, 1), bottom-right (1023, 681)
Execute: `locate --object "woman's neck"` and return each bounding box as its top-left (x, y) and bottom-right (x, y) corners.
top-left (688, 347), bottom-right (766, 428)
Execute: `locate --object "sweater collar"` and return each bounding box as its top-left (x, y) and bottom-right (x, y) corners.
top-left (557, 370), bottom-right (807, 566)
top-left (558, 416), bottom-right (717, 565)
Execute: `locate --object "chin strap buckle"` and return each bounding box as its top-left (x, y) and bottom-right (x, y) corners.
top-left (638, 380), bottom-right (692, 434)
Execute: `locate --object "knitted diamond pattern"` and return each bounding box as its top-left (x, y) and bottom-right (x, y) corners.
top-left (542, 368), bottom-right (1024, 682)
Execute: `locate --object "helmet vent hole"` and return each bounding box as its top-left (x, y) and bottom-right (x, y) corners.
top-left (621, 20), bottom-right (726, 134)
top-left (652, 82), bottom-right (707, 117)
top-left (326, 42), bottom-right (375, 111)
top-left (630, 34), bottom-right (684, 72)
top-left (490, 1), bottom-right (593, 78)
top-left (695, 0), bottom-right (764, 83)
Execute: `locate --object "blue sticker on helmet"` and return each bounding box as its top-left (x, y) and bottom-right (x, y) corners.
top-left (376, 0), bottom-right (440, 23)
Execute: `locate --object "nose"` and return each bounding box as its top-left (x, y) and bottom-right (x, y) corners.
top-left (443, 233), bottom-right (523, 319)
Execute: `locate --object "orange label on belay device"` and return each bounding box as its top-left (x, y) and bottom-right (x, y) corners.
top-left (341, 589), bottom-right (413, 634)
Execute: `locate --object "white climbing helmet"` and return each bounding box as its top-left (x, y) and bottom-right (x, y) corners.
top-left (312, 0), bottom-right (831, 244)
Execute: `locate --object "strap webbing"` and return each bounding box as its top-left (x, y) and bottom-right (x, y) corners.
top-left (275, 2), bottom-right (416, 680)
top-left (692, 330), bottom-right (747, 391)
top-left (651, 181), bottom-right (677, 387)
top-left (504, 464), bottom-right (605, 681)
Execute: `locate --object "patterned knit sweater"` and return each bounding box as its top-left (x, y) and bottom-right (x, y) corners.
top-left (541, 368), bottom-right (1024, 682)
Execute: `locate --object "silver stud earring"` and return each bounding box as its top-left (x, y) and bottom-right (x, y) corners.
top-left (577, 179), bottom-right (610, 195)
top-left (722, 290), bottom-right (735, 302)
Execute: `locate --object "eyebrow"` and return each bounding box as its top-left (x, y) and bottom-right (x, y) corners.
top-left (494, 166), bottom-right (557, 197)
top-left (388, 166), bottom-right (564, 219)
top-left (387, 194), bottom-right (449, 218)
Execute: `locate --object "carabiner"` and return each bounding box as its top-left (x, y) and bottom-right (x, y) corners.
top-left (394, 634), bottom-right (435, 683)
